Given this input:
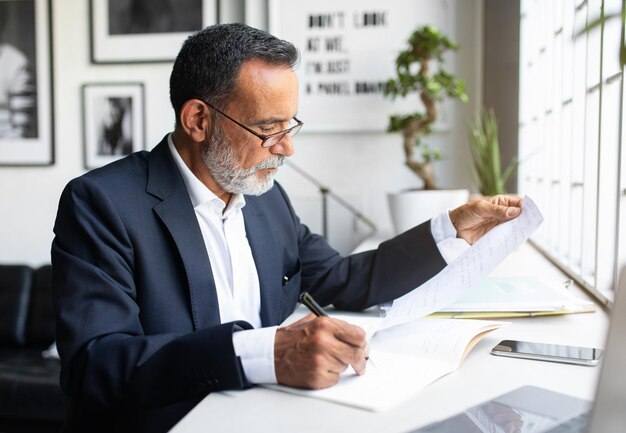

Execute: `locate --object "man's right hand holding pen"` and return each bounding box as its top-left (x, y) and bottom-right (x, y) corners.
top-left (274, 298), bottom-right (369, 389)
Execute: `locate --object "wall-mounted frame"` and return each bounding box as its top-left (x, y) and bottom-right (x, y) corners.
top-left (90, 0), bottom-right (218, 64)
top-left (82, 83), bottom-right (145, 170)
top-left (0, 0), bottom-right (53, 166)
top-left (269, 0), bottom-right (453, 132)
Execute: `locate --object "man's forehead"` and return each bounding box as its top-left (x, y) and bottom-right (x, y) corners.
top-left (236, 59), bottom-right (296, 85)
top-left (229, 60), bottom-right (298, 112)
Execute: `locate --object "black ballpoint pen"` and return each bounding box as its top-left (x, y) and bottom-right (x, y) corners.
top-left (298, 291), bottom-right (374, 366)
top-left (299, 291), bottom-right (329, 317)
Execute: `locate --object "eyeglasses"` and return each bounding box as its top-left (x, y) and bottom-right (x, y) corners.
top-left (202, 100), bottom-right (303, 148)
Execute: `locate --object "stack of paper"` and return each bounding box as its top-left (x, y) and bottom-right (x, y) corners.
top-left (428, 276), bottom-right (595, 319)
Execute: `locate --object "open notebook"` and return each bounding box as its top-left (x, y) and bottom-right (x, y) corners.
top-left (264, 314), bottom-right (505, 411)
top-left (427, 276), bottom-right (595, 319)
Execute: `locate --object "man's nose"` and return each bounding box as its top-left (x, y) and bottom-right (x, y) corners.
top-left (270, 133), bottom-right (295, 157)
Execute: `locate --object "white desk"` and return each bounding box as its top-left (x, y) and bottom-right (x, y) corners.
top-left (170, 243), bottom-right (609, 433)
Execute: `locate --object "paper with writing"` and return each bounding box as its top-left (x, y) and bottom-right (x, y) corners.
top-left (382, 195), bottom-right (543, 330)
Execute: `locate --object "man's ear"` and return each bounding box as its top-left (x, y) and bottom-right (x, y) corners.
top-left (179, 99), bottom-right (211, 143)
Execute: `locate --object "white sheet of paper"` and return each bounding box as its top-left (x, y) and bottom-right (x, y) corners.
top-left (266, 319), bottom-right (506, 411)
top-left (382, 196), bottom-right (543, 330)
top-left (293, 352), bottom-right (453, 411)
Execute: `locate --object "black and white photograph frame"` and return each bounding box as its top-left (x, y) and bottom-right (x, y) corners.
top-left (82, 83), bottom-right (145, 170)
top-left (0, 0), bottom-right (53, 166)
top-left (90, 0), bottom-right (218, 64)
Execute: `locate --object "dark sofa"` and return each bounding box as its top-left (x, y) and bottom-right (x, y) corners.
top-left (0, 264), bottom-right (68, 433)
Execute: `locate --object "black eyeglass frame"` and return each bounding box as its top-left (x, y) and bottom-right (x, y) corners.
top-left (202, 99), bottom-right (303, 148)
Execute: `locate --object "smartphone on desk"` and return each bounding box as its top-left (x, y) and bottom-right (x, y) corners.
top-left (491, 339), bottom-right (603, 366)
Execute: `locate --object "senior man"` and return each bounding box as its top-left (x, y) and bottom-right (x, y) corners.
top-left (52, 23), bottom-right (521, 432)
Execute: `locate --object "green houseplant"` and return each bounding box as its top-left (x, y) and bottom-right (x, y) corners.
top-left (385, 25), bottom-right (468, 190)
top-left (384, 25), bottom-right (471, 234)
top-left (467, 108), bottom-right (518, 196)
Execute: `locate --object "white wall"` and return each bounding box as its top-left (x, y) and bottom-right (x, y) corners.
top-left (0, 0), bottom-right (483, 265)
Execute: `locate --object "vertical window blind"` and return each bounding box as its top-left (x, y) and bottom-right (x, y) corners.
top-left (518, 0), bottom-right (625, 304)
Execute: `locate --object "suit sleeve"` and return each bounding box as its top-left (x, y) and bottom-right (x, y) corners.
top-left (51, 177), bottom-right (250, 412)
top-left (272, 183), bottom-right (448, 311)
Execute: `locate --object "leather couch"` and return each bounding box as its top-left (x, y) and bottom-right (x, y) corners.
top-left (0, 264), bottom-right (68, 432)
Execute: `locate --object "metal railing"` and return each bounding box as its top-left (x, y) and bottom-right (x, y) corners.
top-left (285, 160), bottom-right (377, 246)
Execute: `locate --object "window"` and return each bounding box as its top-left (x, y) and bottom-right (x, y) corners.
top-left (518, 0), bottom-right (625, 303)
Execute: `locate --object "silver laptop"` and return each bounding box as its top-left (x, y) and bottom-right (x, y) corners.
top-left (410, 267), bottom-right (626, 433)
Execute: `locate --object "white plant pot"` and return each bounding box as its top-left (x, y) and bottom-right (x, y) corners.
top-left (387, 189), bottom-right (470, 235)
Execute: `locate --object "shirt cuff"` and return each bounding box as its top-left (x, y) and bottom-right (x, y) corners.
top-left (430, 211), bottom-right (458, 243)
top-left (430, 211), bottom-right (470, 264)
top-left (232, 326), bottom-right (278, 384)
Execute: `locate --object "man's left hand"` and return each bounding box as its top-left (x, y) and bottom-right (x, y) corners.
top-left (449, 195), bottom-right (522, 244)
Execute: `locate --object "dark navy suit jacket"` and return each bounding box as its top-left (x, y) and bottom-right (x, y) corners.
top-left (51, 136), bottom-right (446, 432)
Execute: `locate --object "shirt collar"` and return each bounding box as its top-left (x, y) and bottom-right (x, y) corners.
top-left (167, 134), bottom-right (246, 216)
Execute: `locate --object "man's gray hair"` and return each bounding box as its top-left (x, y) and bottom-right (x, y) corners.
top-left (169, 23), bottom-right (299, 126)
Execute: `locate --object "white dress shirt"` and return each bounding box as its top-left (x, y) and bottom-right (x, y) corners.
top-left (168, 136), bottom-right (277, 384)
top-left (168, 134), bottom-right (468, 385)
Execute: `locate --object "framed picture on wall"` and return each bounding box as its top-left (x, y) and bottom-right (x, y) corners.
top-left (90, 0), bottom-right (218, 64)
top-left (269, 0), bottom-right (453, 132)
top-left (0, 0), bottom-right (53, 166)
top-left (82, 83), bottom-right (145, 170)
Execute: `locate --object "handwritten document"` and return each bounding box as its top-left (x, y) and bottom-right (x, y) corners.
top-left (383, 195), bottom-right (543, 330)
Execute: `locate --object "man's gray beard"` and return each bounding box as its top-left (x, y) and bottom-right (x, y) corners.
top-left (200, 125), bottom-right (284, 196)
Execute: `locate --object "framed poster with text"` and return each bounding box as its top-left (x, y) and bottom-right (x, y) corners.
top-left (269, 0), bottom-right (454, 132)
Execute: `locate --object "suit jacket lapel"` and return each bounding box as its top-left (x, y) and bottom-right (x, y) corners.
top-left (243, 197), bottom-right (282, 327)
top-left (146, 138), bottom-right (220, 330)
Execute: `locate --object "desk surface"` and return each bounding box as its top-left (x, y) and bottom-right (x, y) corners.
top-left (170, 242), bottom-right (609, 433)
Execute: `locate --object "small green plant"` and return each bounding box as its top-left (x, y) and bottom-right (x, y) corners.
top-left (467, 108), bottom-right (517, 196)
top-left (385, 25), bottom-right (468, 190)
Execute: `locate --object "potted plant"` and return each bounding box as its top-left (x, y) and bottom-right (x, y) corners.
top-left (467, 108), bottom-right (518, 196)
top-left (384, 25), bottom-right (470, 233)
